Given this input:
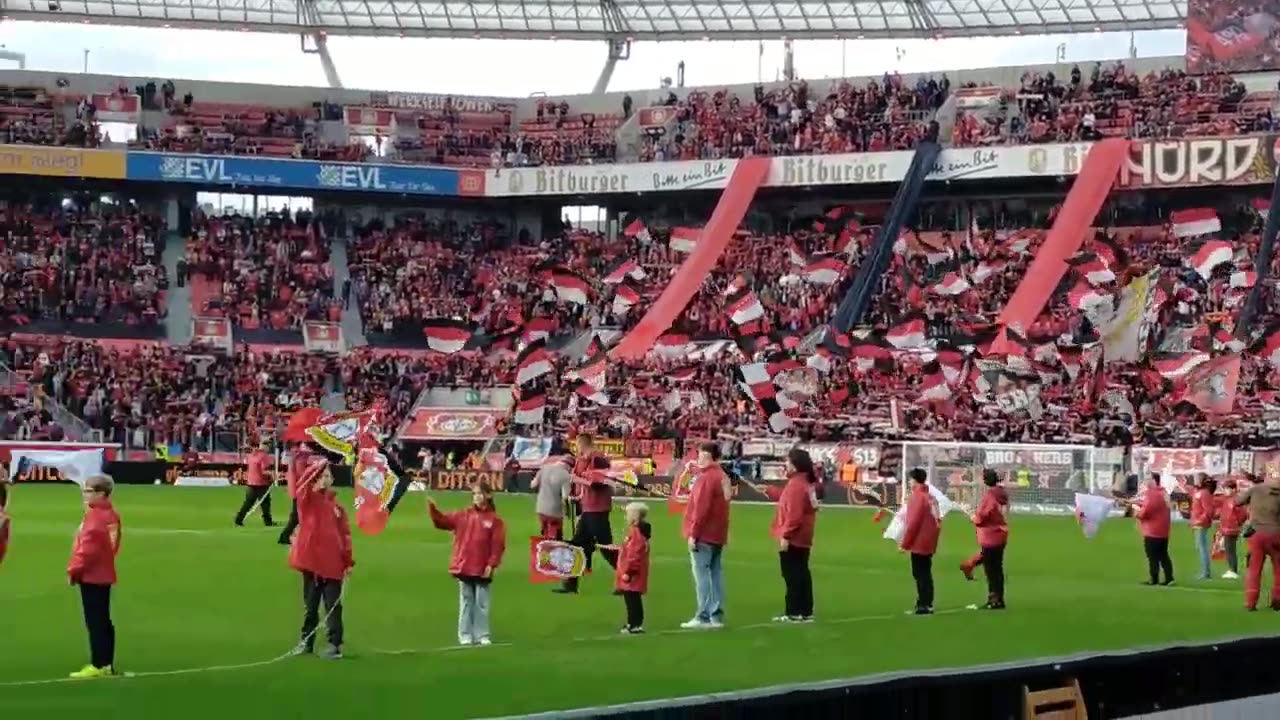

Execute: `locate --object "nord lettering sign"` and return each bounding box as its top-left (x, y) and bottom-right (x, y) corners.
top-left (1050, 136), bottom-right (1278, 189)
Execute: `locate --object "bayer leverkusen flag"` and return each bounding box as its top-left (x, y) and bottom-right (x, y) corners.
top-left (529, 537), bottom-right (587, 583)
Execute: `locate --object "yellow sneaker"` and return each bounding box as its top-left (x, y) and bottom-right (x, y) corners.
top-left (69, 665), bottom-right (113, 679)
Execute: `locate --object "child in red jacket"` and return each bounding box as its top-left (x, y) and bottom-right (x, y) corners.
top-left (68, 475), bottom-right (123, 679)
top-left (429, 482), bottom-right (507, 646)
top-left (288, 459), bottom-right (354, 659)
top-left (603, 502), bottom-right (651, 634)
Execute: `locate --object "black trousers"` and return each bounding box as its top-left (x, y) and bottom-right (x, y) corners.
top-left (278, 500), bottom-right (299, 543)
top-left (779, 546), bottom-right (814, 618)
top-left (79, 583), bottom-right (115, 669)
top-left (234, 485), bottom-right (274, 525)
top-left (1144, 536), bottom-right (1174, 584)
top-left (622, 591), bottom-right (644, 629)
top-left (564, 511), bottom-right (615, 589)
top-left (300, 572), bottom-right (344, 649)
top-left (979, 544), bottom-right (1006, 600)
top-left (910, 553), bottom-right (935, 609)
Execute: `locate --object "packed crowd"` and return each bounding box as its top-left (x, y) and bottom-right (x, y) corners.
top-left (0, 203), bottom-right (168, 331)
top-left (639, 75), bottom-right (948, 161)
top-left (951, 63), bottom-right (1275, 147)
top-left (184, 209), bottom-right (340, 331)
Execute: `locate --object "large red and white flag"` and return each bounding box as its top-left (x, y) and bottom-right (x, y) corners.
top-left (802, 257), bottom-right (845, 285)
top-left (623, 219), bottom-right (652, 244)
top-left (1188, 240), bottom-right (1233, 279)
top-left (515, 339), bottom-right (553, 386)
top-left (669, 226), bottom-right (701, 253)
top-left (603, 259), bottom-right (646, 285)
top-left (725, 287), bottom-right (765, 326)
top-left (514, 389), bottom-right (548, 425)
top-left (1171, 208), bottom-right (1221, 238)
top-left (551, 270), bottom-right (591, 305)
top-left (611, 283), bottom-right (640, 315)
top-left (1179, 353), bottom-right (1241, 415)
top-left (423, 318), bottom-right (472, 354)
top-left (931, 272), bottom-right (970, 296)
top-left (885, 316), bottom-right (927, 349)
top-left (1253, 198), bottom-right (1270, 220)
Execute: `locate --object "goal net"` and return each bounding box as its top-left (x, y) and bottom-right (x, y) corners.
top-left (898, 441), bottom-right (1115, 515)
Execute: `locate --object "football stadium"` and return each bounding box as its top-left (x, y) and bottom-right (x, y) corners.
top-left (4, 0), bottom-right (1280, 717)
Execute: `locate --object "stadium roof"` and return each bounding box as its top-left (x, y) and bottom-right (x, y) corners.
top-left (4, 0), bottom-right (1186, 40)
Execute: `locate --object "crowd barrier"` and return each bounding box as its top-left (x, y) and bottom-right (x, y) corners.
top-left (491, 633), bottom-right (1280, 720)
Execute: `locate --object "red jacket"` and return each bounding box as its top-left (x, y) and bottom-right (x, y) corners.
top-left (430, 503), bottom-right (507, 579)
top-left (1190, 488), bottom-right (1217, 529)
top-left (1136, 486), bottom-right (1171, 539)
top-left (245, 450), bottom-right (271, 487)
top-left (770, 474), bottom-right (818, 548)
top-left (683, 465), bottom-right (730, 546)
top-left (0, 513), bottom-right (9, 567)
top-left (1218, 494), bottom-right (1249, 536)
top-left (288, 487), bottom-right (354, 581)
top-left (68, 498), bottom-right (122, 586)
top-left (578, 471), bottom-right (614, 514)
top-left (972, 486), bottom-right (1009, 548)
top-left (614, 522), bottom-right (651, 594)
top-left (900, 483), bottom-right (940, 556)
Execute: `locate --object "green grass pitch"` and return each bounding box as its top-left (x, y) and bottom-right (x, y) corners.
top-left (0, 486), bottom-right (1275, 719)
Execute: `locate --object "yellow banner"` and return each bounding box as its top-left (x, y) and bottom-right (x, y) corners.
top-left (0, 144), bottom-right (125, 180)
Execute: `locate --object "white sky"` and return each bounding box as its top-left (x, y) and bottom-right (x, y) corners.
top-left (0, 20), bottom-right (1186, 96)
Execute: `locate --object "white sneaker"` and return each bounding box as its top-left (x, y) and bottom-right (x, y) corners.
top-left (1223, 570), bottom-right (1240, 580)
top-left (680, 619), bottom-right (711, 630)
top-left (477, 637), bottom-right (492, 646)
top-left (708, 617), bottom-right (724, 629)
top-left (458, 636), bottom-right (475, 647)
top-left (772, 615), bottom-right (795, 623)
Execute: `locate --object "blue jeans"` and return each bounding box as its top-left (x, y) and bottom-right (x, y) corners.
top-left (689, 542), bottom-right (725, 622)
top-left (1193, 527), bottom-right (1212, 579)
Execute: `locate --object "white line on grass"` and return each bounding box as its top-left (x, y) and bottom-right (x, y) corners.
top-left (0, 607), bottom-right (969, 688)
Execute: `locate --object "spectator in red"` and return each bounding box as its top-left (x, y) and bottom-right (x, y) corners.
top-left (961, 468), bottom-right (1009, 610)
top-left (682, 442), bottom-right (731, 629)
top-left (1190, 474), bottom-right (1218, 581)
top-left (287, 460), bottom-right (353, 660)
top-left (1219, 477), bottom-right (1248, 580)
top-left (900, 468), bottom-right (941, 616)
top-left (770, 447), bottom-right (820, 623)
top-left (67, 474), bottom-right (122, 679)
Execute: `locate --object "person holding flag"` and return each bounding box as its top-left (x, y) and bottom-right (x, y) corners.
top-left (278, 408), bottom-right (325, 545)
top-left (288, 458), bottom-right (353, 659)
top-left (234, 441), bottom-right (275, 527)
top-left (960, 469), bottom-right (1009, 610)
top-left (1135, 475), bottom-right (1174, 586)
top-left (770, 448), bottom-right (820, 623)
top-left (556, 454), bottom-right (618, 594)
top-left (899, 468), bottom-right (941, 615)
top-left (67, 475), bottom-right (123, 679)
top-left (681, 443), bottom-right (731, 629)
top-left (428, 483), bottom-right (507, 646)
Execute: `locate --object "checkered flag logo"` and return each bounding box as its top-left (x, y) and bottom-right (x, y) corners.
top-left (159, 157), bottom-right (186, 179)
top-left (317, 165), bottom-right (342, 187)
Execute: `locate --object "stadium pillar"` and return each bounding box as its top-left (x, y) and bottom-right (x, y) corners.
top-left (830, 142), bottom-right (942, 333)
top-left (1235, 167), bottom-right (1280, 339)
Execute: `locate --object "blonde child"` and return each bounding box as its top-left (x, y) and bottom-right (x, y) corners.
top-left (603, 502), bottom-right (651, 634)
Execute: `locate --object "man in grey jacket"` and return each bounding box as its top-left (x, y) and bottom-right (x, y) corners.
top-left (532, 454), bottom-right (572, 540)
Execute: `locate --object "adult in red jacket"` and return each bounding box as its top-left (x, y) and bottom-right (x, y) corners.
top-left (611, 502), bottom-right (652, 634)
top-left (770, 448), bottom-right (820, 623)
top-left (1219, 477), bottom-right (1249, 579)
top-left (1135, 475), bottom-right (1174, 586)
top-left (429, 482), bottom-right (507, 646)
top-left (556, 448), bottom-right (617, 594)
top-left (234, 442), bottom-right (276, 527)
top-left (288, 461), bottom-right (353, 659)
top-left (682, 442), bottom-right (731, 629)
top-left (899, 468), bottom-right (941, 615)
top-left (67, 475), bottom-right (123, 679)
top-left (0, 478), bottom-right (9, 568)
top-left (960, 469), bottom-right (1009, 609)
top-left (1190, 474), bottom-right (1218, 580)
top-left (278, 407), bottom-right (325, 545)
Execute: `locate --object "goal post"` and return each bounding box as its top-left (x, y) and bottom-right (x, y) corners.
top-left (897, 441), bottom-right (1119, 515)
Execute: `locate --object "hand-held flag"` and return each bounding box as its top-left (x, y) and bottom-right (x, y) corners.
top-left (9, 449), bottom-right (105, 486)
top-left (529, 537), bottom-right (587, 583)
top-left (1075, 493), bottom-right (1115, 539)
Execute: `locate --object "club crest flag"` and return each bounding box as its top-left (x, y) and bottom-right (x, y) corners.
top-left (352, 447), bottom-right (399, 535)
top-left (1075, 493), bottom-right (1115, 539)
top-left (529, 537), bottom-right (587, 583)
top-left (306, 408), bottom-right (382, 461)
top-left (9, 449), bottom-right (105, 486)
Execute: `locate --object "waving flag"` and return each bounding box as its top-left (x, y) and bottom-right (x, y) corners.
top-left (551, 270), bottom-right (591, 305)
top-left (725, 287), bottom-right (765, 326)
top-left (611, 282), bottom-right (640, 315)
top-left (669, 226), bottom-right (701, 253)
top-left (529, 537), bottom-right (587, 583)
top-left (1171, 208), bottom-right (1221, 238)
top-left (802, 257), bottom-right (845, 285)
top-left (931, 272), bottom-right (970, 296)
top-left (1075, 493), bottom-right (1116, 539)
top-left (1179, 353), bottom-right (1241, 414)
top-left (515, 388), bottom-right (547, 425)
top-left (603, 259), bottom-right (646, 285)
top-left (306, 408), bottom-right (383, 461)
top-left (623, 218), bottom-right (652, 243)
top-left (352, 446), bottom-right (406, 535)
top-left (9, 449), bottom-right (104, 486)
top-left (515, 338), bottom-right (553, 386)
top-left (423, 318), bottom-right (473, 354)
top-left (1188, 240), bottom-right (1234, 279)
